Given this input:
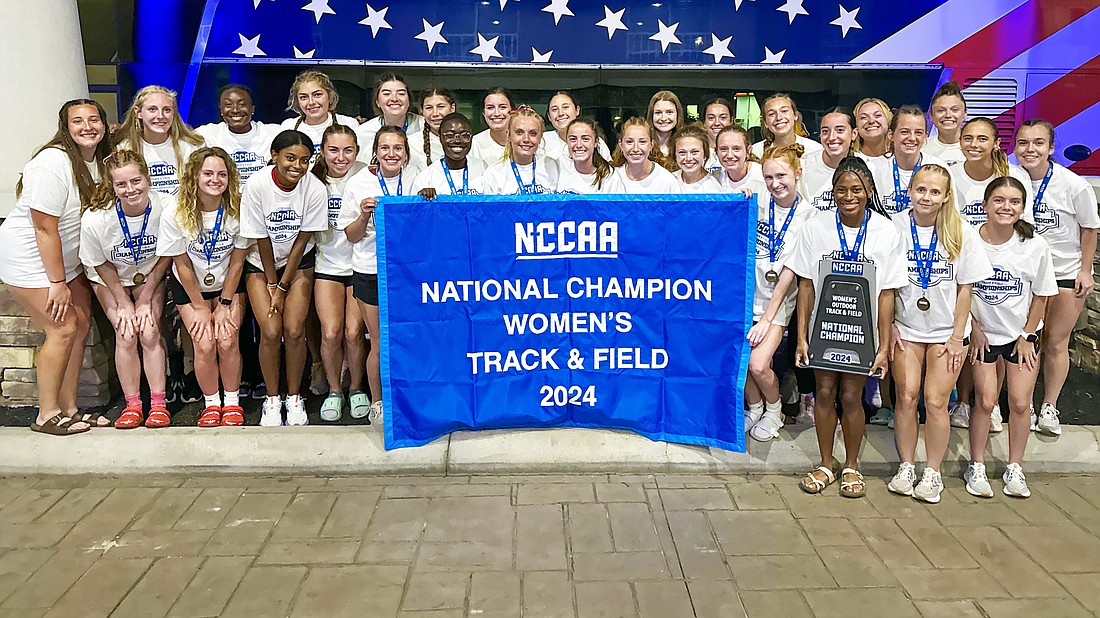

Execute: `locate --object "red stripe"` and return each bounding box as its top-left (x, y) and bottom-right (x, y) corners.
top-left (934, 0), bottom-right (1100, 87)
top-left (994, 54), bottom-right (1100, 130)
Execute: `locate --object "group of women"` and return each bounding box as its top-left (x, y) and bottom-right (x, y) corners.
top-left (0, 71), bottom-right (1095, 504)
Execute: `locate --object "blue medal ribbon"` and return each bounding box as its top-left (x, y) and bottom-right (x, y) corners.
top-left (511, 159), bottom-right (538, 195)
top-left (768, 196), bottom-right (800, 265)
top-left (835, 210), bottom-right (870, 262)
top-left (201, 205), bottom-right (225, 266)
top-left (1031, 161), bottom-right (1054, 219)
top-left (892, 153), bottom-right (923, 212)
top-left (442, 163), bottom-right (469, 195)
top-left (115, 199), bottom-right (152, 266)
top-left (909, 212), bottom-right (938, 294)
top-left (377, 168), bottom-right (403, 197)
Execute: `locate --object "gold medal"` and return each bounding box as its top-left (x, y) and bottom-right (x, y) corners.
top-left (133, 272), bottom-right (146, 285)
top-left (204, 273), bottom-right (216, 286)
top-left (916, 296), bottom-right (931, 311)
top-left (765, 270), bottom-right (779, 284)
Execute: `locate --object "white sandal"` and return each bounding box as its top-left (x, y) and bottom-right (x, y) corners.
top-left (750, 413), bottom-right (785, 443)
top-left (839, 467), bottom-right (866, 498)
top-left (799, 466), bottom-right (836, 494)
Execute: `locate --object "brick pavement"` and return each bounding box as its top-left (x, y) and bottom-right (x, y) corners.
top-left (1, 472), bottom-right (1099, 617)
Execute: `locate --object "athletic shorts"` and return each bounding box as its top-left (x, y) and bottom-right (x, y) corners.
top-left (169, 275), bottom-right (246, 307)
top-left (1057, 279), bottom-right (1076, 289)
top-left (352, 272), bottom-right (378, 306)
top-left (315, 272), bottom-right (353, 286)
top-left (243, 248), bottom-right (316, 276)
top-left (979, 339), bottom-right (1040, 365)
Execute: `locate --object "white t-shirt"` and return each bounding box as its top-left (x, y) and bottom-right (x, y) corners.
top-left (713, 163), bottom-right (767, 197)
top-left (406, 129), bottom-right (443, 170)
top-left (753, 196), bottom-right (815, 325)
top-left (799, 152), bottom-right (840, 212)
top-left (674, 170), bottom-right (723, 193)
top-left (195, 121), bottom-right (277, 181)
top-left (869, 153), bottom-right (949, 216)
top-left (891, 210), bottom-right (994, 343)
top-left (156, 198), bottom-right (251, 293)
top-left (751, 135), bottom-right (823, 158)
top-left (603, 164), bottom-right (680, 194)
top-left (855, 152), bottom-right (888, 167)
top-left (409, 159), bottom-right (486, 196)
top-left (337, 170), bottom-right (405, 275)
top-left (79, 192), bottom-right (167, 286)
top-left (923, 136), bottom-right (965, 168)
top-left (1022, 162), bottom-right (1100, 278)
top-left (239, 166), bottom-right (329, 270)
top-left (481, 157), bottom-right (560, 195)
top-left (704, 152), bottom-right (723, 174)
top-left (0, 148), bottom-right (99, 287)
top-left (972, 230), bottom-right (1059, 346)
top-left (787, 209), bottom-right (909, 335)
top-left (354, 114), bottom-right (425, 166)
top-left (540, 131), bottom-right (612, 163)
top-left (121, 138), bottom-right (201, 197)
top-left (281, 113), bottom-right (360, 160)
top-left (470, 130), bottom-right (507, 169)
top-left (950, 164), bottom-right (1033, 227)
top-left (315, 162), bottom-right (366, 277)
top-left (554, 162), bottom-right (615, 194)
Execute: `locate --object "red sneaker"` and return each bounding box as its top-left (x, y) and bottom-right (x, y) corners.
top-left (220, 405), bottom-right (244, 426)
top-left (145, 405), bottom-right (171, 428)
top-left (114, 405), bottom-right (144, 429)
top-left (197, 405), bottom-right (222, 427)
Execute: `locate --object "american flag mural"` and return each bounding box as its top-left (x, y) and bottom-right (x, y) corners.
top-left (187, 0), bottom-right (1100, 172)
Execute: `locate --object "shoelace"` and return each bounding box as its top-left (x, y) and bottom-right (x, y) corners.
top-left (1005, 466), bottom-right (1026, 485)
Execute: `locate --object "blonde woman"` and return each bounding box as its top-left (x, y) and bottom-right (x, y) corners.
top-left (606, 118), bottom-right (679, 193)
top-left (752, 93), bottom-right (823, 158)
top-left (114, 85), bottom-right (204, 196)
top-left (281, 70), bottom-right (360, 158)
top-left (480, 106), bottom-right (559, 195)
top-left (853, 97), bottom-right (893, 161)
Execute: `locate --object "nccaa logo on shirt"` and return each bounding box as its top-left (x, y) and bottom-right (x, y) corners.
top-left (514, 221), bottom-right (618, 260)
top-left (811, 190), bottom-right (834, 211)
top-left (1032, 201), bottom-right (1059, 234)
top-left (975, 267), bottom-right (1024, 305)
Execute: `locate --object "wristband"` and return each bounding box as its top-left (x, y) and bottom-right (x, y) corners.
top-left (219, 296), bottom-right (233, 307)
top-left (276, 281), bottom-right (290, 292)
top-left (266, 282), bottom-right (279, 289)
top-left (949, 336), bottom-right (965, 344)
top-left (49, 278), bottom-right (65, 284)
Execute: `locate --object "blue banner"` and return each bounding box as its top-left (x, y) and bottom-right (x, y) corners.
top-left (377, 194), bottom-right (755, 452)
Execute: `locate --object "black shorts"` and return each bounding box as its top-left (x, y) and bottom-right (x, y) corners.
top-left (169, 275), bottom-right (246, 307)
top-left (315, 272), bottom-right (353, 286)
top-left (979, 339), bottom-right (1040, 365)
top-left (243, 248), bottom-right (317, 276)
top-left (1057, 278), bottom-right (1076, 289)
top-left (352, 272), bottom-right (379, 306)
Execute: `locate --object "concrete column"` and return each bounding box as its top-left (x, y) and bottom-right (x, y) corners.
top-left (0, 0), bottom-right (89, 217)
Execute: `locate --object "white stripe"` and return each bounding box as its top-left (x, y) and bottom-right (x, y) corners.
top-left (852, 0), bottom-right (1028, 63)
top-left (966, 7), bottom-right (1100, 119)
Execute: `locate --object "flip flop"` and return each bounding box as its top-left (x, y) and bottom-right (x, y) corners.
top-left (31, 414), bottom-right (90, 436)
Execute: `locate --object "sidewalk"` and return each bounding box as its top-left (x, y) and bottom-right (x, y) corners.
top-left (1, 471), bottom-right (1098, 617)
top-left (1, 424), bottom-right (1098, 475)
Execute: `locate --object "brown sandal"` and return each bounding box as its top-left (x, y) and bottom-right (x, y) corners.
top-left (71, 411), bottom-right (112, 427)
top-left (31, 414), bottom-right (91, 436)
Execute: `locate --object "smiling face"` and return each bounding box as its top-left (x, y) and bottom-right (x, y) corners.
top-left (271, 144), bottom-right (312, 187)
top-left (960, 122), bottom-right (998, 163)
top-left (892, 114), bottom-right (928, 158)
top-left (983, 184), bottom-right (1026, 227)
top-left (620, 124), bottom-right (653, 165)
top-left (422, 95), bottom-right (455, 134)
top-left (908, 169), bottom-right (949, 220)
top-left (509, 116), bottom-right (543, 161)
top-left (440, 117), bottom-right (473, 163)
top-left (651, 101), bottom-right (678, 136)
top-left (818, 112), bottom-right (854, 159)
top-left (110, 163), bottom-right (150, 209)
top-left (137, 92), bottom-right (175, 139)
top-left (547, 94), bottom-right (579, 133)
top-left (674, 136), bottom-right (706, 175)
top-left (764, 98), bottom-right (795, 138)
top-left (833, 170), bottom-right (869, 220)
top-left (322, 133), bottom-right (358, 178)
top-left (704, 104), bottom-right (731, 142)
top-left (716, 130), bottom-right (750, 175)
top-left (483, 93), bottom-right (512, 131)
top-left (1014, 124), bottom-right (1054, 173)
top-left (375, 132), bottom-right (408, 175)
top-left (67, 103), bottom-right (106, 156)
top-left (375, 79), bottom-right (409, 121)
top-left (219, 88), bottom-right (254, 133)
top-left (296, 81), bottom-right (330, 124)
top-left (857, 101), bottom-right (888, 143)
top-left (931, 95), bottom-right (965, 135)
top-left (197, 156), bottom-right (229, 201)
top-left (762, 158), bottom-right (799, 203)
top-left (566, 122), bottom-right (596, 164)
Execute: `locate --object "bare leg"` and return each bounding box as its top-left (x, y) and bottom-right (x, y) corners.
top-left (891, 341), bottom-right (926, 464)
top-left (344, 286), bottom-right (366, 391)
top-left (969, 360), bottom-right (1000, 464)
top-left (357, 298), bottom-right (382, 402)
top-left (57, 277), bottom-right (92, 416)
top-left (748, 324), bottom-right (786, 404)
top-left (216, 294), bottom-right (246, 392)
top-left (1041, 289), bottom-right (1085, 407)
top-left (177, 301), bottom-right (219, 396)
top-left (812, 370), bottom-right (840, 467)
top-left (282, 270), bottom-right (315, 397)
top-left (315, 278), bottom-right (348, 393)
top-left (247, 274), bottom-right (284, 395)
top-left (135, 283), bottom-right (167, 395)
top-left (838, 373), bottom-right (868, 470)
top-left (1006, 353), bottom-right (1041, 465)
top-left (92, 283), bottom-right (141, 396)
top-left (923, 341), bottom-right (968, 471)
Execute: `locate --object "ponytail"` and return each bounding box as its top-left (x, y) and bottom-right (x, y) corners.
top-left (962, 117), bottom-right (1009, 177)
top-left (310, 123), bottom-right (359, 181)
top-left (983, 176), bottom-right (1034, 239)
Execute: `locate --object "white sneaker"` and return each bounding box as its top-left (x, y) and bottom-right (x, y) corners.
top-left (989, 405), bottom-right (1003, 434)
top-left (749, 411), bottom-right (784, 443)
top-left (1030, 405), bottom-right (1038, 431)
top-left (949, 401), bottom-right (971, 429)
top-left (368, 400), bottom-right (384, 425)
top-left (913, 468), bottom-right (944, 504)
top-left (745, 404), bottom-right (764, 430)
top-left (260, 397), bottom-right (283, 427)
top-left (286, 396), bottom-right (309, 426)
top-left (964, 462), bottom-right (994, 498)
top-left (1037, 402), bottom-right (1062, 436)
top-left (1003, 463), bottom-right (1031, 498)
top-left (797, 394), bottom-right (815, 425)
top-left (888, 462), bottom-right (917, 496)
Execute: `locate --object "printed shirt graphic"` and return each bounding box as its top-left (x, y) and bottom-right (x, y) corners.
top-left (79, 191), bottom-right (167, 286)
top-left (127, 138), bottom-right (201, 197)
top-left (798, 152), bottom-right (839, 211)
top-left (195, 121), bottom-right (278, 181)
top-left (239, 166), bottom-right (328, 269)
top-left (868, 152), bottom-right (948, 216)
top-left (1020, 163), bottom-right (1100, 278)
top-left (481, 157), bottom-right (561, 195)
top-left (314, 162), bottom-right (365, 277)
top-left (922, 137), bottom-right (965, 168)
top-left (972, 232), bottom-right (1058, 346)
top-left (752, 197), bottom-right (815, 324)
top-left (950, 165), bottom-right (1033, 227)
top-left (891, 210), bottom-right (993, 343)
top-left (156, 198), bottom-right (251, 293)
